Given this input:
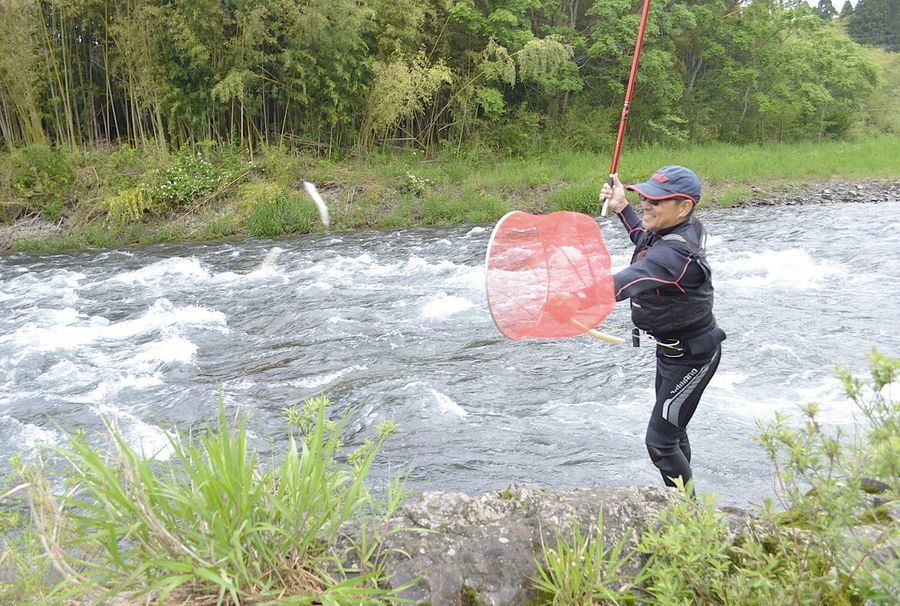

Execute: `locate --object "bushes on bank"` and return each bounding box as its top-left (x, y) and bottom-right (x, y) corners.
top-left (2, 143), bottom-right (74, 221)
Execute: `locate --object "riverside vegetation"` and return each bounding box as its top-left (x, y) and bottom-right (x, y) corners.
top-left (1, 135), bottom-right (899, 253)
top-left (0, 352), bottom-right (896, 605)
top-left (2, 0), bottom-right (900, 252)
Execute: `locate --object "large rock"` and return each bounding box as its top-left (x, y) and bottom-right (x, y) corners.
top-left (376, 484), bottom-right (752, 606)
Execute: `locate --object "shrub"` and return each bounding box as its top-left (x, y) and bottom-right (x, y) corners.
top-left (100, 186), bottom-right (156, 226)
top-left (8, 143), bottom-right (74, 220)
top-left (401, 172), bottom-right (434, 196)
top-left (148, 147), bottom-right (228, 209)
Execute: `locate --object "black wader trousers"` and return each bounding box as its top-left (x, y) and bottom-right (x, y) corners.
top-left (645, 344), bottom-right (722, 489)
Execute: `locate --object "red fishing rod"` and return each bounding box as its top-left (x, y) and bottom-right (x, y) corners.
top-left (601, 0), bottom-right (653, 217)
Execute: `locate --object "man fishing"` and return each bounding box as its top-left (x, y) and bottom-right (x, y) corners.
top-left (599, 166), bottom-right (726, 491)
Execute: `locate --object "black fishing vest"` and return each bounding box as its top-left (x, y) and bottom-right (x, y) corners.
top-left (630, 217), bottom-right (715, 339)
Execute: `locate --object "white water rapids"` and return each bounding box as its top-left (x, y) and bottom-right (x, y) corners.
top-left (1, 200), bottom-right (898, 506)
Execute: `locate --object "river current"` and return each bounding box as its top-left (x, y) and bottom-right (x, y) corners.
top-left (1, 200), bottom-right (899, 507)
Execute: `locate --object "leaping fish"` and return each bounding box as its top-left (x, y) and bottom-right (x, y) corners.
top-left (303, 181), bottom-right (331, 228)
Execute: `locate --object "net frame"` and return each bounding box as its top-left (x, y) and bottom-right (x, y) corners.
top-left (485, 210), bottom-right (616, 341)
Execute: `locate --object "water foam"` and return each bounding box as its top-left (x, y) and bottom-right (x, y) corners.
top-left (716, 248), bottom-right (838, 290)
top-left (113, 257), bottom-right (211, 285)
top-left (292, 365), bottom-right (367, 389)
top-left (0, 415), bottom-right (61, 451)
top-left (91, 405), bottom-right (173, 460)
top-left (402, 382), bottom-right (468, 417)
top-left (5, 298), bottom-right (227, 354)
top-left (84, 374), bottom-right (164, 404)
top-left (133, 336), bottom-right (198, 365)
top-left (421, 292), bottom-right (476, 319)
top-left (430, 388), bottom-right (467, 416)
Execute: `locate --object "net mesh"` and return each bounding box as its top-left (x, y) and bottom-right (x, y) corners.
top-left (485, 211), bottom-right (615, 340)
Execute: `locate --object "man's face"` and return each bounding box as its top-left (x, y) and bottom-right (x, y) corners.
top-left (640, 197), bottom-right (692, 233)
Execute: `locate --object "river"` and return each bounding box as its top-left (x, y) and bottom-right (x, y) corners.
top-left (1, 200), bottom-right (898, 507)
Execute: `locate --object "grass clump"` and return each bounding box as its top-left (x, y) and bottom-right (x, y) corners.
top-left (0, 474), bottom-right (54, 605)
top-left (11, 395), bottom-right (404, 605)
top-left (241, 183), bottom-right (323, 237)
top-left (532, 511), bottom-right (635, 605)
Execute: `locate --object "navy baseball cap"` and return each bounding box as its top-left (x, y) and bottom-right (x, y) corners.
top-left (626, 165), bottom-right (701, 204)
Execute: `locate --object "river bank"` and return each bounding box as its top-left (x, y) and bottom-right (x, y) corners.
top-left (1, 137), bottom-right (899, 253)
top-left (2, 177), bottom-right (898, 253)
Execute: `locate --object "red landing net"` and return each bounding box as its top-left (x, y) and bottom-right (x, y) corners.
top-left (485, 210), bottom-right (616, 340)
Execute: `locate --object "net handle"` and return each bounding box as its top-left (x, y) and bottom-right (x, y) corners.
top-left (571, 318), bottom-right (625, 345)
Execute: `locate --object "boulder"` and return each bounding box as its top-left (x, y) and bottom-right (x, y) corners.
top-left (376, 484), bottom-right (753, 606)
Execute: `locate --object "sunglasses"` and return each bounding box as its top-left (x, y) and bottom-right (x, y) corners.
top-left (639, 195), bottom-right (687, 206)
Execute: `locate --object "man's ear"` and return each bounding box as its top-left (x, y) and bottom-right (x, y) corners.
top-left (678, 199), bottom-right (694, 219)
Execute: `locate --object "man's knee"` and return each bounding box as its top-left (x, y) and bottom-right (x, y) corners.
top-left (646, 443), bottom-right (669, 469)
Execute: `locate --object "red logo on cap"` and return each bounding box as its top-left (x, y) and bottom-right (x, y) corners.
top-left (651, 172), bottom-right (668, 183)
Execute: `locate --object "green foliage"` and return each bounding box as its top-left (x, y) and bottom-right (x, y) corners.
top-left (362, 51), bottom-right (453, 146)
top-left (533, 511), bottom-right (636, 605)
top-left (0, 474), bottom-right (55, 605)
top-left (101, 186), bottom-right (155, 226)
top-left (858, 49), bottom-right (900, 135)
top-left (751, 350), bottom-right (899, 604)
top-left (516, 36), bottom-right (583, 97)
top-left (480, 38), bottom-right (517, 87)
top-left (8, 144), bottom-right (74, 220)
top-left (401, 172), bottom-right (435, 196)
top-left (149, 147), bottom-right (229, 208)
top-left (15, 396), bottom-right (402, 604)
top-left (0, 0), bottom-right (894, 155)
top-left (480, 108), bottom-right (543, 157)
top-left (814, 0), bottom-right (838, 19)
top-left (285, 396), bottom-right (337, 436)
top-left (636, 482), bottom-right (741, 604)
top-left (846, 0), bottom-right (900, 52)
top-left (243, 184), bottom-right (321, 237)
top-left (5, 136), bottom-right (900, 251)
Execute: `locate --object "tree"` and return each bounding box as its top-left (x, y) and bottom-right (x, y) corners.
top-left (814, 0), bottom-right (838, 18)
top-left (0, 0), bottom-right (45, 147)
top-left (839, 1), bottom-right (854, 18)
top-left (846, 0), bottom-right (900, 52)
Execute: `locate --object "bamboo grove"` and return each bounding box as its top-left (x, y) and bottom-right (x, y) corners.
top-left (0, 0), bottom-right (890, 154)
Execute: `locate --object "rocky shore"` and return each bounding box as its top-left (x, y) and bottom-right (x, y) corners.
top-left (364, 482), bottom-right (896, 605)
top-left (726, 178), bottom-right (899, 207)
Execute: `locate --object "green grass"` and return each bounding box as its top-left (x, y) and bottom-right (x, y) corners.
top-left (6, 396), bottom-right (405, 605)
top-left (3, 135), bottom-right (899, 252)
